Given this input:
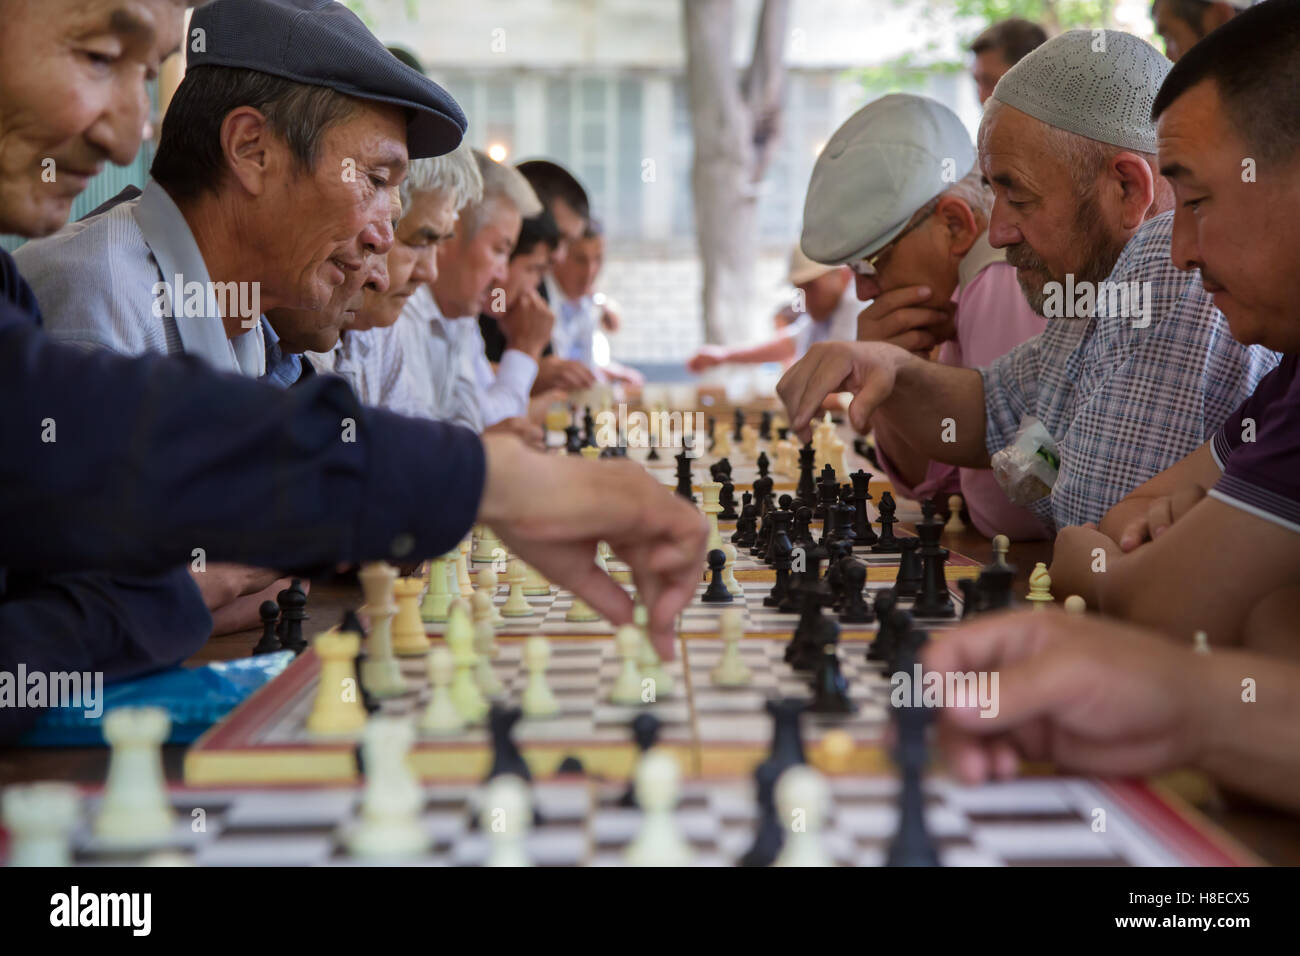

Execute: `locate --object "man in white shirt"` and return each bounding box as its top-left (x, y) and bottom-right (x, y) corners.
top-left (400, 149), bottom-right (550, 435)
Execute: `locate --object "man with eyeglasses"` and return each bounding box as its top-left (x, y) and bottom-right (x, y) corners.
top-left (801, 94), bottom-right (1048, 541)
top-left (778, 31), bottom-right (1275, 536)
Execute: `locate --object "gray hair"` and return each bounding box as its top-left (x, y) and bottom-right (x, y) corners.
top-left (399, 141), bottom-right (483, 213)
top-left (462, 148), bottom-right (543, 237)
top-left (940, 167), bottom-right (992, 227)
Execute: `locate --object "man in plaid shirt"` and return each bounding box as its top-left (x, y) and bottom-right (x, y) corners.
top-left (776, 30), bottom-right (1277, 535)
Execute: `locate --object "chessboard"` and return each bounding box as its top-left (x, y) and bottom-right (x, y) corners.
top-left (39, 774), bottom-right (1253, 867)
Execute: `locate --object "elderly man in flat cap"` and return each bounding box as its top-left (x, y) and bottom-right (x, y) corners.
top-left (779, 30), bottom-right (1277, 537)
top-left (797, 94), bottom-right (1049, 541)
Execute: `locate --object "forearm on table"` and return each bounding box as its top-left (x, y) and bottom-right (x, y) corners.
top-left (876, 360), bottom-right (989, 468)
top-left (1198, 650), bottom-right (1300, 814)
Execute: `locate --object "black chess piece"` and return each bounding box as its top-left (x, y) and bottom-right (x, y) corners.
top-left (893, 537), bottom-right (923, 598)
top-left (765, 525), bottom-right (795, 608)
top-left (849, 470), bottom-right (877, 546)
top-left (342, 609), bottom-right (379, 714)
top-left (619, 713), bottom-right (662, 807)
top-left (484, 704), bottom-right (531, 782)
top-left (813, 465), bottom-right (837, 520)
top-left (958, 578), bottom-right (982, 619)
top-left (866, 590), bottom-right (899, 664)
top-left (972, 556), bottom-right (1015, 614)
top-left (797, 443), bottom-right (817, 503)
top-left (836, 484), bottom-right (858, 551)
top-left (777, 425), bottom-right (789, 441)
top-left (564, 424), bottom-right (582, 454)
top-left (731, 492), bottom-right (757, 548)
top-left (824, 540), bottom-right (853, 610)
top-left (786, 546), bottom-right (832, 670)
top-left (759, 409), bottom-right (773, 441)
top-left (674, 449), bottom-right (695, 503)
top-left (791, 505), bottom-right (815, 551)
top-left (871, 492), bottom-right (902, 553)
top-left (765, 697), bottom-right (809, 771)
top-left (762, 506), bottom-right (794, 568)
top-left (756, 450), bottom-right (770, 479)
top-left (911, 514), bottom-right (955, 619)
top-left (718, 479), bottom-right (738, 521)
top-left (886, 669), bottom-right (939, 867)
top-left (556, 755), bottom-right (586, 775)
top-left (732, 408), bottom-right (745, 441)
top-left (838, 561), bottom-right (874, 624)
top-left (646, 444), bottom-right (660, 461)
top-left (736, 698), bottom-right (811, 865)
top-left (278, 579), bottom-right (308, 655)
top-left (252, 600), bottom-right (281, 655)
top-left (582, 407), bottom-right (597, 447)
top-left (707, 415), bottom-right (717, 452)
top-left (702, 549), bottom-right (734, 603)
top-left (810, 633), bottom-right (856, 715)
top-left (885, 610), bottom-right (923, 676)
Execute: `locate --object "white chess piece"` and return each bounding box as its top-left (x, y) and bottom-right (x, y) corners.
top-left (477, 565), bottom-right (507, 627)
top-left (446, 602), bottom-right (488, 722)
top-left (306, 629), bottom-right (367, 735)
top-left (711, 607), bottom-right (751, 686)
top-left (500, 559), bottom-right (534, 617)
top-left (471, 590), bottom-right (503, 696)
top-left (774, 765), bottom-right (833, 867)
top-left (357, 562), bottom-right (406, 698)
top-left (1063, 594), bottom-right (1087, 615)
top-left (457, 538), bottom-right (474, 595)
top-left (1193, 630), bottom-right (1210, 655)
top-left (346, 717), bottom-right (431, 859)
top-left (624, 749), bottom-right (693, 867)
top-left (3, 782), bottom-right (81, 866)
top-left (421, 553), bottom-right (453, 622)
top-left (944, 495), bottom-right (966, 534)
top-left (702, 481), bottom-right (724, 553)
top-left (94, 707), bottom-right (176, 846)
top-left (520, 636), bottom-right (560, 718)
top-left (522, 562), bottom-right (551, 596)
top-left (480, 775), bottom-right (533, 867)
top-left (566, 593), bottom-right (601, 622)
top-left (721, 543), bottom-right (743, 597)
top-left (635, 604), bottom-right (674, 698)
top-left (472, 524), bottom-right (503, 564)
top-left (391, 576), bottom-right (430, 655)
top-left (419, 646), bottom-right (464, 734)
top-left (610, 624), bottom-right (645, 706)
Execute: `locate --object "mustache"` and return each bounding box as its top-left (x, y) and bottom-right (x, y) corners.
top-left (1005, 242), bottom-right (1048, 272)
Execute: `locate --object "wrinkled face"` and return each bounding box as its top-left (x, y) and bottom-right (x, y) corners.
top-left (0, 0), bottom-right (183, 237)
top-left (500, 242), bottom-right (552, 308)
top-left (266, 239), bottom-right (389, 354)
top-left (980, 106), bottom-right (1128, 315)
top-left (433, 198), bottom-right (520, 318)
top-left (351, 187), bottom-right (457, 331)
top-left (1159, 80), bottom-right (1300, 352)
top-left (549, 196), bottom-right (585, 266)
top-left (248, 101), bottom-right (407, 312)
top-left (851, 212), bottom-right (961, 308)
top-left (553, 234), bottom-right (603, 299)
top-left (972, 49), bottom-right (1011, 105)
top-left (1153, 0), bottom-right (1208, 63)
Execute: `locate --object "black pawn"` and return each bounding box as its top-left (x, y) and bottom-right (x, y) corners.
top-left (619, 713), bottom-right (662, 807)
top-left (484, 704), bottom-right (531, 783)
top-left (732, 408), bottom-right (745, 441)
top-left (756, 450), bottom-right (770, 479)
top-left (556, 755), bottom-right (586, 775)
top-left (866, 590), bottom-right (899, 664)
top-left (838, 562), bottom-right (874, 624)
top-left (759, 410), bottom-right (773, 441)
top-left (810, 639), bottom-right (856, 715)
top-left (278, 579), bottom-right (308, 655)
top-left (886, 673), bottom-right (939, 867)
top-left (701, 549), bottom-right (734, 603)
top-left (253, 600), bottom-right (281, 655)
top-left (893, 537), bottom-right (923, 598)
top-left (731, 493), bottom-right (757, 548)
top-left (646, 445), bottom-right (660, 461)
top-left (958, 578), bottom-right (981, 619)
top-left (674, 449), bottom-right (695, 503)
top-left (564, 424), bottom-right (582, 454)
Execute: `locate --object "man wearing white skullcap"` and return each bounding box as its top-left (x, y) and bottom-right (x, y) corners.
top-left (1152, 0), bottom-right (1254, 62)
top-left (777, 29), bottom-right (1278, 536)
top-left (685, 245), bottom-right (857, 373)
top-left (800, 93), bottom-right (1048, 541)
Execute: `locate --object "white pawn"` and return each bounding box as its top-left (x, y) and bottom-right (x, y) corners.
top-left (944, 495), bottom-right (966, 534)
top-left (721, 543), bottom-right (743, 597)
top-left (357, 562), bottom-right (406, 698)
top-left (3, 782), bottom-right (81, 866)
top-left (95, 706), bottom-right (176, 846)
top-left (610, 624), bottom-right (645, 706)
top-left (446, 602), bottom-right (488, 723)
top-left (480, 774), bottom-right (534, 867)
top-left (419, 646), bottom-right (464, 734)
top-left (1193, 630), bottom-right (1210, 655)
top-left (711, 607), bottom-right (751, 686)
top-left (500, 559), bottom-right (534, 618)
top-left (457, 538), bottom-right (474, 595)
top-left (521, 636), bottom-right (560, 718)
top-left (346, 716), bottom-right (430, 859)
top-left (625, 749), bottom-right (693, 867)
top-left (420, 553), bottom-right (453, 622)
top-left (522, 562), bottom-right (551, 596)
top-left (1063, 594), bottom-right (1087, 615)
top-left (774, 765), bottom-right (833, 867)
top-left (566, 593), bottom-right (601, 623)
top-left (478, 565), bottom-right (507, 627)
top-left (635, 604), bottom-right (674, 698)
top-left (471, 589), bottom-right (503, 696)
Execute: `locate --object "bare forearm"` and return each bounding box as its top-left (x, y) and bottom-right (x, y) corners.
top-left (726, 337), bottom-right (797, 365)
top-left (1199, 651), bottom-right (1300, 813)
top-left (871, 413), bottom-right (931, 490)
top-left (878, 359), bottom-right (989, 468)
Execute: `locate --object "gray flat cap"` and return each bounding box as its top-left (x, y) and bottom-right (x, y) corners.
top-left (188, 0), bottom-right (466, 159)
top-left (801, 94), bottom-right (975, 267)
top-left (991, 29), bottom-right (1170, 154)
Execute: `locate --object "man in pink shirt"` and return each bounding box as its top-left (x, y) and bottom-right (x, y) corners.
top-left (801, 93), bottom-right (1048, 540)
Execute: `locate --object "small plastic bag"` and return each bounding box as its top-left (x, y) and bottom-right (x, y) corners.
top-left (991, 415), bottom-right (1060, 506)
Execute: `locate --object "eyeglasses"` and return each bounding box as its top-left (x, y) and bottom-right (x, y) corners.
top-left (848, 201), bottom-right (939, 278)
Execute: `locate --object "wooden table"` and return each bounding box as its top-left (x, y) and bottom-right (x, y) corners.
top-left (3, 530), bottom-right (1296, 864)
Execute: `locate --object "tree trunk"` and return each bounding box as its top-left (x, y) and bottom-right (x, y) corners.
top-left (683, 0), bottom-right (789, 346)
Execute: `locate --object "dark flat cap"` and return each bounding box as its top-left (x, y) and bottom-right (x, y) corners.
top-left (188, 0), bottom-right (466, 159)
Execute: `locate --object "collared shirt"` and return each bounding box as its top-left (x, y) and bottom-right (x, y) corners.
top-left (875, 235), bottom-right (1050, 540)
top-left (306, 323), bottom-right (422, 416)
top-left (471, 323), bottom-right (538, 426)
top-left (260, 317), bottom-right (303, 389)
top-left (389, 285), bottom-right (483, 431)
top-left (550, 274), bottom-right (599, 366)
top-left (14, 178), bottom-right (266, 376)
top-left (980, 211), bottom-right (1280, 532)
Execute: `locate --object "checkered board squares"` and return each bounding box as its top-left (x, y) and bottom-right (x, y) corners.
top-left (257, 638), bottom-right (692, 752)
top-left (55, 775), bottom-right (1236, 867)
